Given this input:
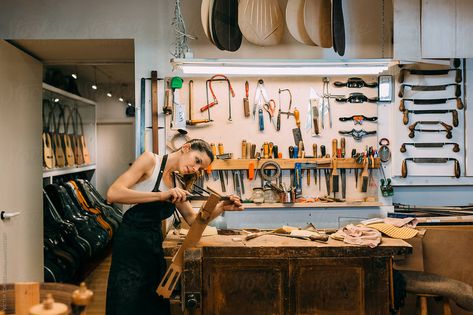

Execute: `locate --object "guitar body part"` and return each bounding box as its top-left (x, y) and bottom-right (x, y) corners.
top-left (43, 132), bottom-right (55, 169)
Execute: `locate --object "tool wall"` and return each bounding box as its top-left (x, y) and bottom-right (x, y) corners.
top-left (164, 75), bottom-right (383, 205)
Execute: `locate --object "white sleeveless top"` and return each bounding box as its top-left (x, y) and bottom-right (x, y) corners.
top-left (122, 154), bottom-right (168, 213)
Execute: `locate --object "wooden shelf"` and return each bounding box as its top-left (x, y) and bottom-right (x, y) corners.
top-left (240, 201), bottom-right (383, 208)
top-left (42, 82), bottom-right (96, 106)
top-left (210, 158), bottom-right (380, 170)
top-left (43, 164), bottom-right (96, 178)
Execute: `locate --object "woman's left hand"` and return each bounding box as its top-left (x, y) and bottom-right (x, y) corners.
top-left (219, 195), bottom-right (244, 212)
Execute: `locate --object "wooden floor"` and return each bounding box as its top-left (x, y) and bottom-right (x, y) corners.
top-left (83, 253), bottom-right (112, 315)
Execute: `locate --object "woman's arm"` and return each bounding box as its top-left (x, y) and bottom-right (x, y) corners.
top-left (107, 152), bottom-right (187, 204)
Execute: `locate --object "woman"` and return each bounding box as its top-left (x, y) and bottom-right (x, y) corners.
top-left (105, 139), bottom-right (243, 315)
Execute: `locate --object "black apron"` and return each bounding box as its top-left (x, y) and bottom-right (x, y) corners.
top-left (106, 155), bottom-right (173, 315)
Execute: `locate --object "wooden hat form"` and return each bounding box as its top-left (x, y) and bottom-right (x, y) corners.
top-left (201, 0), bottom-right (215, 44)
top-left (304, 0), bottom-right (332, 48)
top-left (238, 0), bottom-right (284, 46)
top-left (286, 0), bottom-right (316, 45)
top-left (29, 294), bottom-right (68, 315)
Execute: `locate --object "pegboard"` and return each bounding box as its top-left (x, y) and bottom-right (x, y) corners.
top-left (163, 75), bottom-right (384, 203)
top-left (391, 62), bottom-right (465, 179)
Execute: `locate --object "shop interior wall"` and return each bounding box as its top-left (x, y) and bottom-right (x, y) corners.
top-left (1, 1), bottom-right (473, 263)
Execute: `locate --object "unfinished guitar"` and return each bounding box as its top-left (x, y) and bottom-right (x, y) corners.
top-left (156, 193), bottom-right (220, 298)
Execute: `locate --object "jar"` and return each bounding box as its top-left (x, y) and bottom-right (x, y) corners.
top-left (263, 187), bottom-right (279, 203)
top-left (251, 187), bottom-right (264, 204)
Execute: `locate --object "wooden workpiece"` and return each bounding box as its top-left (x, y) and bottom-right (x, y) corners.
top-left (210, 157), bottom-right (380, 170)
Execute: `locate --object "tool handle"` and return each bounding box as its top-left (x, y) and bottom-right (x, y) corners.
top-left (332, 139), bottom-right (338, 158)
top-left (313, 118), bottom-right (319, 135)
top-left (401, 159), bottom-right (407, 178)
top-left (398, 69), bottom-right (407, 83)
top-left (210, 143), bottom-right (216, 156)
top-left (245, 80), bottom-right (249, 98)
top-left (250, 144), bottom-right (256, 159)
top-left (273, 145), bottom-right (278, 158)
top-left (320, 145), bottom-right (326, 157)
top-left (400, 143), bottom-right (406, 153)
top-left (218, 143), bottom-right (224, 155)
top-left (276, 110), bottom-right (281, 131)
top-left (456, 98), bottom-right (464, 110)
top-left (399, 99), bottom-right (405, 112)
top-left (200, 101), bottom-right (217, 112)
top-left (298, 141), bottom-right (304, 158)
top-left (403, 110), bottom-right (409, 125)
top-left (398, 85), bottom-right (405, 98)
top-left (294, 108), bottom-right (300, 128)
top-left (340, 137), bottom-right (346, 158)
top-left (452, 110), bottom-right (459, 127)
top-left (455, 84), bottom-right (461, 97)
top-left (313, 143), bottom-right (317, 158)
top-left (309, 234), bottom-right (329, 242)
top-left (263, 142), bottom-right (269, 159)
top-left (293, 146), bottom-right (299, 159)
top-left (455, 69), bottom-right (462, 83)
top-left (248, 162), bottom-right (255, 180)
top-left (258, 108), bottom-right (264, 131)
top-left (453, 143), bottom-right (460, 152)
top-left (289, 146), bottom-right (294, 158)
top-left (243, 98), bottom-right (250, 117)
top-left (241, 140), bottom-right (247, 159)
top-left (454, 159), bottom-right (461, 178)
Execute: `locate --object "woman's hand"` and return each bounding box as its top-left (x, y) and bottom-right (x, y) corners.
top-left (219, 195), bottom-right (244, 212)
top-left (164, 187), bottom-right (190, 203)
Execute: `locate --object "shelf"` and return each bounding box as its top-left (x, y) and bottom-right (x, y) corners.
top-left (43, 164), bottom-right (96, 178)
top-left (240, 202), bottom-right (383, 208)
top-left (42, 82), bottom-right (96, 106)
top-left (210, 158), bottom-right (380, 170)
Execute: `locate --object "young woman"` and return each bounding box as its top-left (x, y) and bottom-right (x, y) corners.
top-left (105, 139), bottom-right (243, 315)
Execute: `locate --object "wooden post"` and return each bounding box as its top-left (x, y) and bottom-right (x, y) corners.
top-left (14, 282), bottom-right (40, 315)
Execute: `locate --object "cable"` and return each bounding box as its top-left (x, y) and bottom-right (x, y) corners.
top-left (171, 0), bottom-right (196, 58)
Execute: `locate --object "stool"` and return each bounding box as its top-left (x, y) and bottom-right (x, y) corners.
top-left (416, 294), bottom-right (452, 315)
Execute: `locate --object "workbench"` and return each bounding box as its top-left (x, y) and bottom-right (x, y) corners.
top-left (164, 233), bottom-right (412, 315)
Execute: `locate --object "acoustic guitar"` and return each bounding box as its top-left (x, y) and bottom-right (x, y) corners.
top-left (66, 107), bottom-right (84, 165)
top-left (75, 108), bottom-right (91, 164)
top-left (42, 100), bottom-right (55, 169)
top-left (51, 107), bottom-right (66, 168)
top-left (61, 106), bottom-right (75, 166)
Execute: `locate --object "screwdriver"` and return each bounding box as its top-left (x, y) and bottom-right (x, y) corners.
top-left (294, 108), bottom-right (300, 128)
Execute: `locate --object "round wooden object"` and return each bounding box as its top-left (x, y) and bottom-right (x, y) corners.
top-left (286, 0), bottom-right (316, 45)
top-left (71, 282), bottom-right (94, 306)
top-left (303, 0), bottom-right (332, 48)
top-left (29, 294), bottom-right (68, 315)
top-left (212, 0), bottom-right (242, 51)
top-left (201, 0), bottom-right (215, 44)
top-left (238, 0), bottom-right (284, 46)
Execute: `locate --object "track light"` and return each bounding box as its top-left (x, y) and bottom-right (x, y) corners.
top-left (107, 91), bottom-right (112, 97)
top-left (71, 73), bottom-right (78, 79)
top-left (119, 97), bottom-right (124, 102)
top-left (54, 98), bottom-right (60, 103)
top-left (91, 84), bottom-right (98, 90)
top-left (91, 66), bottom-right (98, 90)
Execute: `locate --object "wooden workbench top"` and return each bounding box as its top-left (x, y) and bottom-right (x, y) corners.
top-left (163, 232), bottom-right (412, 258)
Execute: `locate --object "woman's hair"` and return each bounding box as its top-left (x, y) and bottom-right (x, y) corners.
top-left (179, 139), bottom-right (214, 189)
top-left (184, 138), bottom-right (214, 162)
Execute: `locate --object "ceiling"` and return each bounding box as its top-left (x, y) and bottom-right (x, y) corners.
top-left (10, 39), bottom-right (134, 84)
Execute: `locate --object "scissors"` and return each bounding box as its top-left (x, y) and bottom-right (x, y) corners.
top-left (263, 99), bottom-right (277, 128)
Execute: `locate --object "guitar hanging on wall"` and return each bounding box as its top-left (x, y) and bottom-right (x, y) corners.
top-left (42, 100), bottom-right (55, 169)
top-left (75, 108), bottom-right (91, 164)
top-left (60, 106), bottom-right (75, 166)
top-left (66, 106), bottom-right (84, 165)
top-left (51, 107), bottom-right (66, 168)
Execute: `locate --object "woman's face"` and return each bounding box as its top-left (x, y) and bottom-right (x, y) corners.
top-left (178, 146), bottom-right (212, 174)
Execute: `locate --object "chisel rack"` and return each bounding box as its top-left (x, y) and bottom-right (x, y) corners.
top-left (211, 157), bottom-right (380, 170)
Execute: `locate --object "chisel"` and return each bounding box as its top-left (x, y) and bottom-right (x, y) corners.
top-left (218, 143), bottom-right (228, 184)
top-left (340, 137), bottom-right (346, 199)
top-left (243, 81), bottom-right (250, 117)
top-left (312, 144), bottom-right (317, 186)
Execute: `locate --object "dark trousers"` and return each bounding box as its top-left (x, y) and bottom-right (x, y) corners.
top-left (106, 211), bottom-right (170, 315)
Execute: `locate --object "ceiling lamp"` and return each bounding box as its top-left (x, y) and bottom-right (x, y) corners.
top-left (171, 58), bottom-right (396, 76)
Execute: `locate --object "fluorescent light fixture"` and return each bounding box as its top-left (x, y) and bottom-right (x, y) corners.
top-left (171, 58), bottom-right (396, 76)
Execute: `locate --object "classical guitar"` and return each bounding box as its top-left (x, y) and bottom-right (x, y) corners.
top-left (66, 107), bottom-right (84, 165)
top-left (75, 108), bottom-right (91, 164)
top-left (51, 107), bottom-right (65, 168)
top-left (61, 106), bottom-right (75, 166)
top-left (42, 100), bottom-right (55, 169)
